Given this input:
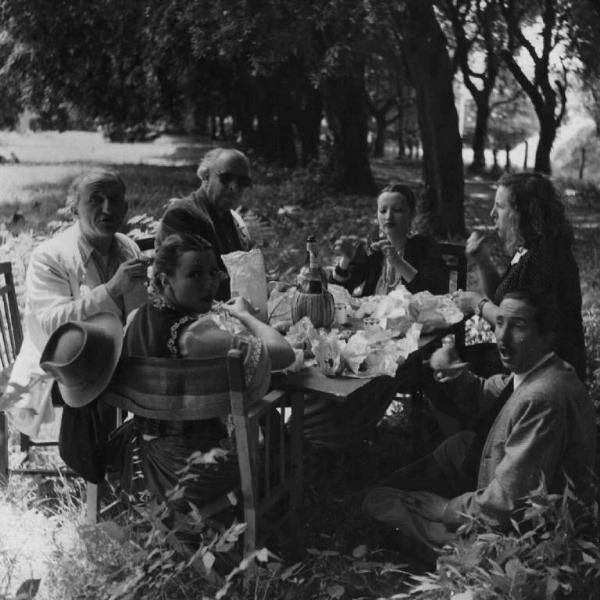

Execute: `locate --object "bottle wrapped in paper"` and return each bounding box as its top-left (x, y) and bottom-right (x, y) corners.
top-left (221, 249), bottom-right (269, 322)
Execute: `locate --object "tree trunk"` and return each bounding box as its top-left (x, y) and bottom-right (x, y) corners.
top-left (396, 89), bottom-right (406, 158)
top-left (504, 145), bottom-right (511, 172)
top-left (522, 140), bottom-right (529, 170)
top-left (320, 59), bottom-right (375, 194)
top-left (256, 86), bottom-right (278, 161)
top-left (372, 112), bottom-right (387, 158)
top-left (394, 0), bottom-right (465, 238)
top-left (470, 100), bottom-right (490, 173)
top-left (534, 109), bottom-right (556, 174)
top-left (231, 81), bottom-right (256, 149)
top-left (296, 86), bottom-right (322, 165)
top-left (274, 85), bottom-right (298, 168)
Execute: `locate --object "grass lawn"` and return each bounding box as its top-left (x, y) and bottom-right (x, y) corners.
top-left (0, 131), bottom-right (599, 599)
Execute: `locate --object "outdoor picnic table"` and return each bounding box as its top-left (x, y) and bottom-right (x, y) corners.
top-left (271, 323), bottom-right (461, 403)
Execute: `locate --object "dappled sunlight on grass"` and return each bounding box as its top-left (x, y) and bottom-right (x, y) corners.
top-left (0, 477), bottom-right (68, 599)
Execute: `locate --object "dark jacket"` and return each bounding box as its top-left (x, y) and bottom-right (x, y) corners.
top-left (158, 189), bottom-right (252, 300)
top-left (493, 237), bottom-right (586, 380)
top-left (331, 234), bottom-right (448, 296)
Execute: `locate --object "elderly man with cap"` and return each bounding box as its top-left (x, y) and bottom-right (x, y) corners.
top-left (157, 147), bottom-right (253, 300)
top-left (5, 169), bottom-right (148, 438)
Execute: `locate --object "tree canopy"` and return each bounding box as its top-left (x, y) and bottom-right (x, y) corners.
top-left (2, 0), bottom-right (598, 231)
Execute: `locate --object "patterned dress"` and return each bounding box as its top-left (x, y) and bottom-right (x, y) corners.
top-left (106, 298), bottom-right (270, 510)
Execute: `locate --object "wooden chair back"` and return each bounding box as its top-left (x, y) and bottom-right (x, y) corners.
top-left (0, 262), bottom-right (24, 482)
top-left (91, 349), bottom-right (303, 557)
top-left (439, 242), bottom-right (467, 294)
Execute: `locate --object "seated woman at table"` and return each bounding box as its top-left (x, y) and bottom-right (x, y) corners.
top-left (330, 183), bottom-right (448, 296)
top-left (452, 172), bottom-right (586, 381)
top-left (108, 232), bottom-right (294, 512)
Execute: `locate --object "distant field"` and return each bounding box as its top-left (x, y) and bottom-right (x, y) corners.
top-left (0, 130), bottom-right (212, 208)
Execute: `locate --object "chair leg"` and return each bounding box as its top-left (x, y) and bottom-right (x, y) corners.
top-left (0, 412), bottom-right (8, 486)
top-left (289, 391), bottom-right (304, 516)
top-left (86, 482), bottom-right (100, 524)
top-left (243, 507), bottom-right (258, 557)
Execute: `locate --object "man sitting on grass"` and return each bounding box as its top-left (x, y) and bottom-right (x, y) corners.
top-left (364, 290), bottom-right (596, 561)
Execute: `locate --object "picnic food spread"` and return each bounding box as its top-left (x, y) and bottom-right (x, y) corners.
top-left (267, 283), bottom-right (463, 378)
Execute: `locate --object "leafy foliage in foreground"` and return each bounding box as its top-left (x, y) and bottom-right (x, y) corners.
top-left (398, 484), bottom-right (600, 600)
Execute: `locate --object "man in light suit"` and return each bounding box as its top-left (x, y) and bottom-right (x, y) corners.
top-left (4, 169), bottom-right (148, 438)
top-left (364, 290), bottom-right (596, 559)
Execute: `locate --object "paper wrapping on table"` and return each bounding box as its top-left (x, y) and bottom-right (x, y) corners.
top-left (342, 328), bottom-right (395, 377)
top-left (284, 316), bottom-right (318, 355)
top-left (351, 298), bottom-right (379, 319)
top-left (222, 249), bottom-right (269, 321)
top-left (393, 322), bottom-right (423, 363)
top-left (328, 283), bottom-right (353, 307)
top-left (409, 291), bottom-right (463, 334)
top-left (311, 330), bottom-right (346, 376)
top-left (371, 287), bottom-right (412, 334)
top-left (342, 332), bottom-right (371, 374)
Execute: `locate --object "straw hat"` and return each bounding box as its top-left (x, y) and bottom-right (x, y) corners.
top-left (40, 313), bottom-right (124, 408)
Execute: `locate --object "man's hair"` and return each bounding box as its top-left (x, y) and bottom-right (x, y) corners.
top-left (66, 169), bottom-right (125, 214)
top-left (497, 172), bottom-right (573, 247)
top-left (152, 233), bottom-right (214, 294)
top-left (380, 183), bottom-right (417, 213)
top-left (196, 148), bottom-right (248, 181)
top-left (501, 289), bottom-right (558, 336)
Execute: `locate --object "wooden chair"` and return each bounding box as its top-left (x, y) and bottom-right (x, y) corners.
top-left (0, 262), bottom-right (24, 483)
top-left (87, 350), bottom-right (304, 557)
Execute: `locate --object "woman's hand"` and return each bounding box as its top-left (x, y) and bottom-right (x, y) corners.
top-left (222, 296), bottom-right (258, 320)
top-left (375, 240), bottom-right (404, 268)
top-left (465, 231), bottom-right (490, 263)
top-left (451, 290), bottom-right (482, 317)
top-left (334, 235), bottom-right (364, 261)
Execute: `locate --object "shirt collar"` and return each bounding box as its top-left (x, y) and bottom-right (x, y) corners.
top-left (510, 246), bottom-right (528, 266)
top-left (513, 352), bottom-right (555, 390)
top-left (75, 221), bottom-right (120, 264)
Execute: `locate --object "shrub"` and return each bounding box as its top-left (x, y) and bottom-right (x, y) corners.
top-left (396, 484), bottom-right (600, 600)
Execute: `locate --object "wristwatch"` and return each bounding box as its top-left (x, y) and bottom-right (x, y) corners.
top-left (476, 296), bottom-right (490, 317)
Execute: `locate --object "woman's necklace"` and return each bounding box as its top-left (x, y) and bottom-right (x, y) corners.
top-left (384, 256), bottom-right (403, 290)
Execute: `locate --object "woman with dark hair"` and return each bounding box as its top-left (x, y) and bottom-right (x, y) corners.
top-left (108, 232), bottom-right (293, 510)
top-left (453, 172), bottom-right (586, 380)
top-left (304, 184), bottom-right (447, 449)
top-left (331, 183), bottom-right (448, 296)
